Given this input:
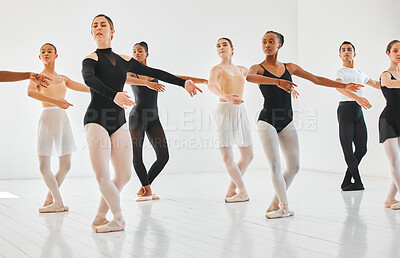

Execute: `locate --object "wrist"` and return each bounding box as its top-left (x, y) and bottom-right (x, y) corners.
top-left (276, 79), bottom-right (281, 86)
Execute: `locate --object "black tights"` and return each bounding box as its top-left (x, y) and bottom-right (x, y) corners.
top-left (337, 101), bottom-right (367, 188)
top-left (129, 117), bottom-right (169, 186)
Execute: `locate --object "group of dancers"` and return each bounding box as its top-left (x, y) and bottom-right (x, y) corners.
top-left (2, 14), bottom-right (400, 233)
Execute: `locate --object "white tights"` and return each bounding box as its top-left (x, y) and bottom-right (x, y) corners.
top-left (219, 145), bottom-right (254, 194)
top-left (383, 138), bottom-right (400, 201)
top-left (85, 123), bottom-right (132, 220)
top-left (257, 121), bottom-right (300, 205)
top-left (39, 154), bottom-right (71, 205)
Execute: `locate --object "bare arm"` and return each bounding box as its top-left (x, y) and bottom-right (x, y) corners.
top-left (336, 78), bottom-right (371, 109)
top-left (380, 72), bottom-right (400, 88)
top-left (177, 76), bottom-right (208, 84)
top-left (208, 66), bottom-right (243, 104)
top-left (63, 75), bottom-right (90, 93)
top-left (366, 79), bottom-right (380, 89)
top-left (126, 72), bottom-right (165, 92)
top-left (0, 71), bottom-right (51, 87)
top-left (27, 80), bottom-right (72, 109)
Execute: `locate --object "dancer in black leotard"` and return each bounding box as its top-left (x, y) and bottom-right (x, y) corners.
top-left (82, 14), bottom-right (202, 233)
top-left (0, 71), bottom-right (50, 86)
top-left (246, 31), bottom-right (362, 219)
top-left (126, 42), bottom-right (207, 201)
top-left (379, 40), bottom-right (400, 210)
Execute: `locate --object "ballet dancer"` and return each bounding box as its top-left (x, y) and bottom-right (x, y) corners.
top-left (126, 41), bottom-right (207, 201)
top-left (27, 43), bottom-right (90, 213)
top-left (82, 14), bottom-right (201, 233)
top-left (0, 70), bottom-right (50, 86)
top-left (335, 41), bottom-right (380, 191)
top-left (246, 31), bottom-right (362, 219)
top-left (208, 38), bottom-right (254, 203)
top-left (379, 40), bottom-right (400, 210)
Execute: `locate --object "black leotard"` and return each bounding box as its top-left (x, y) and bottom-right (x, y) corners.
top-left (258, 63), bottom-right (293, 132)
top-left (82, 48), bottom-right (185, 135)
top-left (379, 72), bottom-right (400, 143)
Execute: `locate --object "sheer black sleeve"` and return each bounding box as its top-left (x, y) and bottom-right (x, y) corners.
top-left (82, 58), bottom-right (117, 100)
top-left (128, 58), bottom-right (186, 87)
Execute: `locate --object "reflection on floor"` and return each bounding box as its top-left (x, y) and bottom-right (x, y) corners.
top-left (0, 170), bottom-right (398, 257)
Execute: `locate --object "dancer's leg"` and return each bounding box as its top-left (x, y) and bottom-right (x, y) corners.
top-left (226, 145), bottom-right (253, 196)
top-left (220, 146), bottom-right (247, 195)
top-left (44, 154), bottom-right (71, 206)
top-left (38, 156), bottom-right (64, 209)
top-left (383, 137), bottom-right (400, 204)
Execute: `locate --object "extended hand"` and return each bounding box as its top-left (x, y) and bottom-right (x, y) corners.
top-left (345, 83), bottom-right (363, 92)
top-left (55, 99), bottom-right (73, 109)
top-left (356, 97), bottom-right (372, 109)
top-left (184, 80), bottom-right (203, 97)
top-left (30, 73), bottom-right (51, 88)
top-left (113, 91), bottom-right (136, 109)
top-left (278, 79), bottom-right (297, 93)
top-left (146, 81), bottom-right (166, 92)
top-left (225, 94), bottom-right (244, 105)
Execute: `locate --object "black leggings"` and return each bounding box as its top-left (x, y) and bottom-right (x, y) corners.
top-left (129, 115), bottom-right (169, 186)
top-left (337, 101), bottom-right (367, 185)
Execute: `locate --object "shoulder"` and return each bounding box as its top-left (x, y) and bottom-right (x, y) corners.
top-left (119, 54), bottom-right (132, 62)
top-left (60, 75), bottom-right (70, 83)
top-left (238, 65), bottom-right (248, 73)
top-left (84, 52), bottom-right (98, 61)
top-left (211, 65), bottom-right (223, 73)
top-left (249, 64), bottom-right (263, 74)
top-left (285, 62), bottom-right (299, 74)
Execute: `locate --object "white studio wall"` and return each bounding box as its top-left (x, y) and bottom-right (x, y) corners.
top-left (0, 0), bottom-right (298, 179)
top-left (297, 0), bottom-right (400, 178)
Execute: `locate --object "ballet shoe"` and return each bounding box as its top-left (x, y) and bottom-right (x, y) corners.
top-left (225, 193), bottom-right (250, 203)
top-left (265, 207), bottom-right (294, 219)
top-left (135, 195), bottom-right (153, 202)
top-left (225, 191), bottom-right (236, 199)
top-left (95, 218), bottom-right (125, 233)
top-left (152, 194), bottom-right (160, 200)
top-left (341, 181), bottom-right (352, 190)
top-left (39, 203), bottom-right (67, 213)
top-left (391, 202), bottom-right (400, 210)
top-left (91, 216), bottom-right (110, 230)
top-left (342, 183), bottom-right (364, 191)
top-left (384, 199), bottom-right (400, 208)
top-left (267, 203), bottom-right (280, 212)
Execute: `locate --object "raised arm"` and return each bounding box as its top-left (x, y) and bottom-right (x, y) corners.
top-left (0, 71), bottom-right (51, 87)
top-left (63, 75), bottom-right (90, 93)
top-left (336, 78), bottom-right (371, 109)
top-left (366, 79), bottom-right (380, 89)
top-left (27, 80), bottom-right (72, 109)
top-left (208, 66), bottom-right (243, 104)
top-left (126, 72), bottom-right (165, 92)
top-left (381, 72), bottom-right (400, 88)
top-left (288, 63), bottom-right (361, 92)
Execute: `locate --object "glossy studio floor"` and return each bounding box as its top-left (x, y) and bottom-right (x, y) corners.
top-left (0, 169), bottom-right (397, 258)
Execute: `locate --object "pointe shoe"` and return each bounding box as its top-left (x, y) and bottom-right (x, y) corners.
top-left (152, 194), bottom-right (160, 200)
top-left (384, 200), bottom-right (400, 208)
top-left (391, 202), bottom-right (400, 210)
top-left (135, 195), bottom-right (153, 202)
top-left (265, 208), bottom-right (294, 219)
top-left (225, 191), bottom-right (236, 199)
top-left (267, 203), bottom-right (280, 212)
top-left (91, 216), bottom-right (110, 230)
top-left (225, 193), bottom-right (250, 203)
top-left (95, 219), bottom-right (125, 233)
top-left (39, 204), bottom-right (66, 213)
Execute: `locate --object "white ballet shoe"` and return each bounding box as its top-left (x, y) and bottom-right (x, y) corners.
top-left (95, 218), bottom-right (125, 233)
top-left (391, 202), bottom-right (400, 210)
top-left (225, 193), bottom-right (250, 203)
top-left (135, 195), bottom-right (153, 202)
top-left (265, 208), bottom-right (294, 219)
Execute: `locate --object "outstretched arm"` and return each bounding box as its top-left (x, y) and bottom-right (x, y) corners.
top-left (289, 63), bottom-right (361, 92)
top-left (126, 72), bottom-right (165, 92)
top-left (366, 79), bottom-right (380, 89)
top-left (27, 80), bottom-right (72, 109)
top-left (176, 76), bottom-right (208, 84)
top-left (63, 75), bottom-right (90, 93)
top-left (336, 78), bottom-right (371, 109)
top-left (0, 71), bottom-right (51, 87)
top-left (380, 72), bottom-right (400, 88)
top-left (208, 66), bottom-right (243, 104)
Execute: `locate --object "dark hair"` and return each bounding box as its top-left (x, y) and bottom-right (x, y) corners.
top-left (92, 14), bottom-right (114, 40)
top-left (134, 41), bottom-right (148, 52)
top-left (339, 41), bottom-right (355, 53)
top-left (218, 37), bottom-right (233, 48)
top-left (41, 43), bottom-right (57, 54)
top-left (386, 40), bottom-right (400, 53)
top-left (265, 31), bottom-right (284, 46)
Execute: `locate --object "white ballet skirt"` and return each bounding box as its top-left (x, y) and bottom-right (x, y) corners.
top-left (37, 106), bottom-right (77, 156)
top-left (216, 102), bottom-right (253, 147)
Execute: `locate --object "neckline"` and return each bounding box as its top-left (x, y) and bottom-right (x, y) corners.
top-left (96, 48), bottom-right (112, 54)
top-left (260, 63), bottom-right (287, 78)
top-left (219, 66), bottom-right (243, 77)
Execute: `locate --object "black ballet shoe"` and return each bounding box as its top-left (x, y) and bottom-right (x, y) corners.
top-left (342, 183), bottom-right (364, 191)
top-left (341, 181), bottom-right (352, 190)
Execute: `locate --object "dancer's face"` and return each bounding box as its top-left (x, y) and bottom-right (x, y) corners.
top-left (216, 39), bottom-right (233, 59)
top-left (91, 16), bottom-right (114, 43)
top-left (39, 44), bottom-right (58, 64)
top-left (387, 42), bottom-right (400, 64)
top-left (133, 45), bottom-right (148, 63)
top-left (262, 33), bottom-right (281, 56)
top-left (339, 44), bottom-right (356, 62)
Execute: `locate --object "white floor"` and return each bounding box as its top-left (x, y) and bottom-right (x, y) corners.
top-left (0, 170), bottom-right (398, 258)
